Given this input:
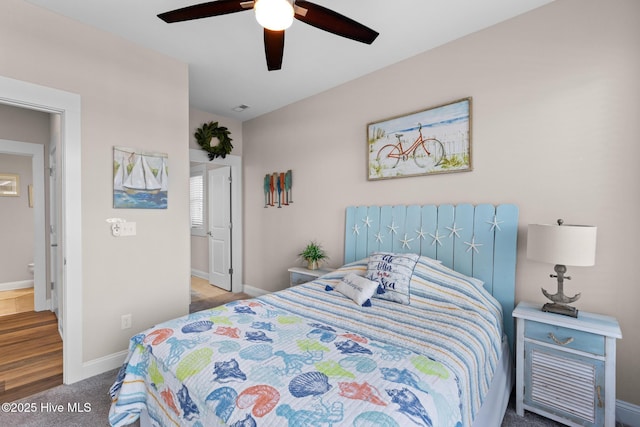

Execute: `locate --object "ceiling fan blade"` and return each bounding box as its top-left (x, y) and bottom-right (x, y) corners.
top-left (264, 29), bottom-right (285, 71)
top-left (158, 0), bottom-right (254, 23)
top-left (293, 1), bottom-right (378, 44)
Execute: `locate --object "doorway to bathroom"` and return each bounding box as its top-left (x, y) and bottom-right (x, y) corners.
top-left (0, 152), bottom-right (34, 316)
top-left (0, 114), bottom-right (62, 401)
top-left (0, 148), bottom-right (35, 316)
top-left (0, 136), bottom-right (48, 317)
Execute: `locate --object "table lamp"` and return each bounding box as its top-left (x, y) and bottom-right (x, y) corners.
top-left (527, 219), bottom-right (597, 317)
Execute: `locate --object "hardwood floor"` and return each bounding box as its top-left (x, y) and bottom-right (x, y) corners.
top-left (0, 277), bottom-right (235, 403)
top-left (189, 276), bottom-right (250, 313)
top-left (0, 310), bottom-right (62, 402)
top-left (190, 275), bottom-right (229, 300)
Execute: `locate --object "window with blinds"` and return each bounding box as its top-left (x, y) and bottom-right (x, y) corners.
top-left (190, 166), bottom-right (206, 236)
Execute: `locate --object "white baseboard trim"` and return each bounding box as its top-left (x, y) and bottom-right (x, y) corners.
top-left (80, 350), bottom-right (128, 381)
top-left (618, 399), bottom-right (640, 427)
top-left (0, 279), bottom-right (33, 291)
top-left (242, 284), bottom-right (270, 297)
top-left (190, 269), bottom-right (208, 280)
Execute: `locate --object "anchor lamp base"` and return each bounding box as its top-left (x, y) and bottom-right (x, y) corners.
top-left (542, 302), bottom-right (578, 317)
top-left (540, 263), bottom-right (581, 318)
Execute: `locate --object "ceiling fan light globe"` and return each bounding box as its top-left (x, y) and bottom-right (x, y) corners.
top-left (255, 0), bottom-right (294, 31)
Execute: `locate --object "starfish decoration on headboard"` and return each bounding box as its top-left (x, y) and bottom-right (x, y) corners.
top-left (352, 224), bottom-right (360, 235)
top-left (387, 221), bottom-right (398, 235)
top-left (446, 223), bottom-right (462, 238)
top-left (400, 234), bottom-right (414, 249)
top-left (487, 215), bottom-right (504, 232)
top-left (362, 216), bottom-right (373, 228)
top-left (429, 230), bottom-right (444, 247)
top-left (415, 228), bottom-right (427, 240)
top-left (464, 236), bottom-right (483, 253)
top-left (374, 232), bottom-right (384, 243)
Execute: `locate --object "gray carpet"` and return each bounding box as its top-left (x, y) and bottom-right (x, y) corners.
top-left (0, 368), bottom-right (121, 427)
top-left (1, 366), bottom-right (572, 427)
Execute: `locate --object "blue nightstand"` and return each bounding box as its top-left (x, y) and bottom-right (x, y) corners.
top-left (513, 302), bottom-right (621, 427)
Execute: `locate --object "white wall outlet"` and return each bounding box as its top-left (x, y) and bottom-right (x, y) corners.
top-left (121, 314), bottom-right (132, 329)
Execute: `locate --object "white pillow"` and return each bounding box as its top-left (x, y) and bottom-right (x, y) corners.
top-left (334, 273), bottom-right (378, 306)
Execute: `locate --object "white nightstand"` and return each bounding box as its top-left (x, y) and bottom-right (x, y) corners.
top-left (513, 301), bottom-right (621, 427)
top-left (287, 266), bottom-right (334, 287)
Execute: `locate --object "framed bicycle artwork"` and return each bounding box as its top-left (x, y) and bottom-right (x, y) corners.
top-left (367, 97), bottom-right (472, 180)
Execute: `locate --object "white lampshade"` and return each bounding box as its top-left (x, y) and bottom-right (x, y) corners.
top-left (527, 223), bottom-right (597, 266)
top-left (255, 0), bottom-right (294, 31)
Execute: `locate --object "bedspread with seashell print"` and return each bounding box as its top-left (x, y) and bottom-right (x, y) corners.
top-left (109, 258), bottom-right (503, 427)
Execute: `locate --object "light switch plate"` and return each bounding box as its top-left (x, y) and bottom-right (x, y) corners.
top-left (112, 222), bottom-right (136, 237)
top-left (121, 222), bottom-right (136, 236)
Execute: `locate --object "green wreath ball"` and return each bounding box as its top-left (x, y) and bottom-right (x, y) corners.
top-left (195, 121), bottom-right (233, 160)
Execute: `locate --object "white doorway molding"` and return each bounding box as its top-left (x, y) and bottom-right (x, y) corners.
top-left (0, 75), bottom-right (83, 384)
top-left (190, 149), bottom-right (243, 293)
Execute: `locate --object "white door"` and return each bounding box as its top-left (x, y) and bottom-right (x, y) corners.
top-left (49, 140), bottom-right (63, 335)
top-left (208, 166), bottom-right (231, 291)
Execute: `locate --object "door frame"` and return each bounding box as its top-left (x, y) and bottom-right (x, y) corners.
top-left (49, 124), bottom-right (63, 334)
top-left (189, 148), bottom-right (243, 293)
top-left (0, 139), bottom-right (46, 311)
top-left (0, 75), bottom-right (83, 384)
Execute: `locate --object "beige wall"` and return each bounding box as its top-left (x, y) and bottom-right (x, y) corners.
top-left (0, 104), bottom-right (50, 284)
top-left (189, 108), bottom-right (243, 275)
top-left (243, 0), bottom-right (640, 405)
top-left (0, 0), bottom-right (191, 361)
top-left (0, 103), bottom-right (50, 145)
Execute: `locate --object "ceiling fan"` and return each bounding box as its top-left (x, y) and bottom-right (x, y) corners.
top-left (158, 0), bottom-right (379, 71)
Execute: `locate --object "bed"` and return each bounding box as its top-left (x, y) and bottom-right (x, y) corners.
top-left (109, 203), bottom-right (518, 427)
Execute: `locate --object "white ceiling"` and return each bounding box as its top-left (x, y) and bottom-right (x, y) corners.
top-left (26, 0), bottom-right (553, 121)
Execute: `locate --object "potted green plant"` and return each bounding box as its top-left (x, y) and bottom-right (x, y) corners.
top-left (298, 241), bottom-right (328, 270)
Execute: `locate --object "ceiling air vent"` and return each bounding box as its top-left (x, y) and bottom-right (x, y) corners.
top-left (232, 104), bottom-right (250, 112)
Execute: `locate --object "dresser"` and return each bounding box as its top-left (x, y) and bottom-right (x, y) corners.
top-left (287, 266), bottom-right (334, 287)
top-left (513, 301), bottom-right (621, 426)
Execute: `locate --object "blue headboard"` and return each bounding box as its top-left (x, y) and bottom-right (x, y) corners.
top-left (344, 204), bottom-right (519, 353)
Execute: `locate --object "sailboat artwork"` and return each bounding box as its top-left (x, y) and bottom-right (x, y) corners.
top-left (113, 146), bottom-right (168, 209)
